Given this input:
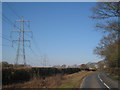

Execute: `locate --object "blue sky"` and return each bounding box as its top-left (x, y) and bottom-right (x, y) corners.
top-left (2, 2), bottom-right (103, 66)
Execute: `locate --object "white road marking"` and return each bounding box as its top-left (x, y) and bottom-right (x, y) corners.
top-left (100, 78), bottom-right (103, 82)
top-left (104, 83), bottom-right (110, 89)
top-left (98, 74), bottom-right (100, 79)
top-left (98, 74), bottom-right (110, 89)
top-left (80, 77), bottom-right (85, 88)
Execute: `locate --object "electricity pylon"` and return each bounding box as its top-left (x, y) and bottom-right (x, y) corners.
top-left (11, 17), bottom-right (32, 66)
top-left (42, 54), bottom-right (49, 67)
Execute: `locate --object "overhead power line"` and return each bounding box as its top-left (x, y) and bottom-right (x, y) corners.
top-left (11, 17), bottom-right (32, 66)
top-left (6, 3), bottom-right (21, 18)
top-left (0, 35), bottom-right (11, 41)
top-left (5, 3), bottom-right (30, 30)
top-left (2, 3), bottom-right (39, 66)
top-left (2, 14), bottom-right (20, 30)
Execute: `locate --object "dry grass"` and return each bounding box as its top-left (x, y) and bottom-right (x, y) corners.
top-left (58, 71), bottom-right (94, 88)
top-left (3, 76), bottom-right (44, 88)
top-left (3, 74), bottom-right (64, 88)
top-left (3, 71), bottom-right (95, 88)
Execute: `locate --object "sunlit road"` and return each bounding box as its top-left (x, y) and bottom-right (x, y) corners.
top-left (80, 72), bottom-right (119, 89)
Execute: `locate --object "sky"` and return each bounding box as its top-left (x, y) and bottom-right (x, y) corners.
top-left (2, 2), bottom-right (104, 66)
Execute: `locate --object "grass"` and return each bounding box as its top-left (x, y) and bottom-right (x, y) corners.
top-left (106, 73), bottom-right (120, 80)
top-left (102, 68), bottom-right (120, 80)
top-left (3, 74), bottom-right (64, 88)
top-left (3, 71), bottom-right (95, 88)
top-left (57, 71), bottom-right (94, 88)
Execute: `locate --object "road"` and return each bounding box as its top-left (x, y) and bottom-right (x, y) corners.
top-left (80, 72), bottom-right (119, 89)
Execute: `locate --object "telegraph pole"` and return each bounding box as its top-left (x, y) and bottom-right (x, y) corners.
top-left (11, 17), bottom-right (32, 66)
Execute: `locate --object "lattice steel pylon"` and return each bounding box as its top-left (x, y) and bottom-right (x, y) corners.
top-left (10, 17), bottom-right (32, 66)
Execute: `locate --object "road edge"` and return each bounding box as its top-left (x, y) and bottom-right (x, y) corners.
top-left (79, 71), bottom-right (96, 88)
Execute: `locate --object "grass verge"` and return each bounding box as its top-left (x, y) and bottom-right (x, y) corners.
top-left (3, 71), bottom-right (95, 88)
top-left (57, 71), bottom-right (94, 88)
top-left (106, 73), bottom-right (120, 80)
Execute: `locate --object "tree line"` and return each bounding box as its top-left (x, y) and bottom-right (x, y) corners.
top-left (91, 2), bottom-right (120, 70)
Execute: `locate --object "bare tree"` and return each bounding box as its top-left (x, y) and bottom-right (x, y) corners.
top-left (91, 2), bottom-right (120, 33)
top-left (91, 2), bottom-right (120, 68)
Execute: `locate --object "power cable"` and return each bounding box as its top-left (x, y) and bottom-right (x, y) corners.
top-left (5, 3), bottom-right (21, 18)
top-left (0, 35), bottom-right (11, 41)
top-left (2, 14), bottom-right (20, 30)
top-left (5, 3), bottom-right (30, 30)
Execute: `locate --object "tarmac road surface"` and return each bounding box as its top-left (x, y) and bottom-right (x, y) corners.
top-left (80, 72), bottom-right (119, 89)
